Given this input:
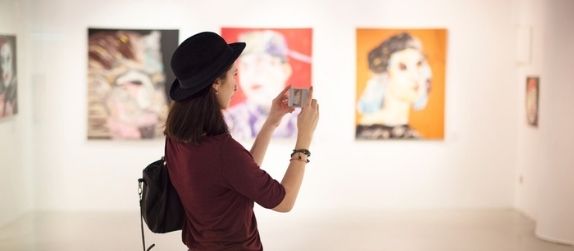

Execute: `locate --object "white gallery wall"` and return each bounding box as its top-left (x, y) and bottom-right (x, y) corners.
top-left (25, 0), bottom-right (519, 212)
top-left (513, 0), bottom-right (574, 244)
top-left (0, 0), bottom-right (34, 226)
top-left (513, 0), bottom-right (547, 221)
top-left (2, 0), bottom-right (571, 243)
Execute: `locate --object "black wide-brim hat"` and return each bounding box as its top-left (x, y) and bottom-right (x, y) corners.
top-left (169, 32), bottom-right (246, 101)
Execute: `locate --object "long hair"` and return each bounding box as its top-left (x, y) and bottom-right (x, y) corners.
top-left (164, 67), bottom-right (231, 144)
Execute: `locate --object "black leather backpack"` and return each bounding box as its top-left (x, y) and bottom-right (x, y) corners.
top-left (137, 157), bottom-right (184, 251)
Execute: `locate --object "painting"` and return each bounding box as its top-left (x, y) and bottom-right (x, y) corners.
top-left (221, 28), bottom-right (313, 140)
top-left (356, 29), bottom-right (447, 140)
top-left (87, 28), bottom-right (178, 139)
top-left (0, 35), bottom-right (17, 119)
top-left (526, 76), bottom-right (539, 127)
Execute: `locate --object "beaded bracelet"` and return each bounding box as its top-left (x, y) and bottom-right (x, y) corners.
top-left (291, 149), bottom-right (311, 158)
top-left (290, 155), bottom-right (310, 163)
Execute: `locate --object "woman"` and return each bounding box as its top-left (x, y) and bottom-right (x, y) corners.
top-left (164, 32), bottom-right (319, 250)
top-left (356, 32), bottom-right (432, 139)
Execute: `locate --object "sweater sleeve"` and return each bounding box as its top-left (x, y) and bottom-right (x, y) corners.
top-left (220, 138), bottom-right (286, 209)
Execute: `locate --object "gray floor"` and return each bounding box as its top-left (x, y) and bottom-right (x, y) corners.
top-left (0, 209), bottom-right (572, 251)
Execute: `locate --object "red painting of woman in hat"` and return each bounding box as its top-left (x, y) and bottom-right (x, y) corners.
top-left (221, 28), bottom-right (312, 140)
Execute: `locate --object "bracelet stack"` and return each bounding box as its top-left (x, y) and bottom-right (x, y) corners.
top-left (290, 149), bottom-right (311, 163)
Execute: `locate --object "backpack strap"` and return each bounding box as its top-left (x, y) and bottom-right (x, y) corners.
top-left (139, 178), bottom-right (156, 251)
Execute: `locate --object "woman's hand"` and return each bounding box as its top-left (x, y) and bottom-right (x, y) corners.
top-left (266, 85), bottom-right (295, 127)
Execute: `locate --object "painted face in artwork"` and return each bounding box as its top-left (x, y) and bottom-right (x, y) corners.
top-left (526, 78), bottom-right (538, 125)
top-left (386, 48), bottom-right (431, 105)
top-left (0, 42), bottom-right (14, 86)
top-left (237, 30), bottom-right (291, 108)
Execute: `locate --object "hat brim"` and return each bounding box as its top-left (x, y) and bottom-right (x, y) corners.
top-left (169, 42), bottom-right (246, 102)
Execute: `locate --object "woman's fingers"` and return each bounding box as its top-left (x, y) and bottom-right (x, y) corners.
top-left (275, 85), bottom-right (291, 100)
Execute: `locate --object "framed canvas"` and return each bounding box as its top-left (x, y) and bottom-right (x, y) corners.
top-left (356, 29), bottom-right (447, 140)
top-left (87, 28), bottom-right (178, 140)
top-left (0, 35), bottom-right (17, 119)
top-left (526, 76), bottom-right (539, 127)
top-left (221, 28), bottom-right (313, 140)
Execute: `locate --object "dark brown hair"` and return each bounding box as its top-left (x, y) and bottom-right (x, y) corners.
top-left (368, 32), bottom-right (420, 74)
top-left (164, 66), bottom-right (232, 144)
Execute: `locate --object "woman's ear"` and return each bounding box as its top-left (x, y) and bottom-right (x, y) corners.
top-left (212, 80), bottom-right (221, 94)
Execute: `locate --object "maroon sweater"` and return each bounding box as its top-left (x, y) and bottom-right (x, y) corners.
top-left (166, 133), bottom-right (286, 251)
